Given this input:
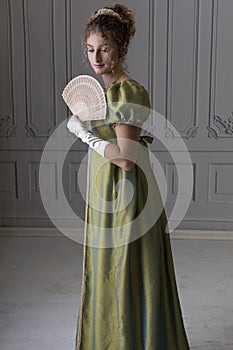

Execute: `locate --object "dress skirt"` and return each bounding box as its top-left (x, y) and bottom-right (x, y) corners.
top-left (75, 122), bottom-right (190, 349)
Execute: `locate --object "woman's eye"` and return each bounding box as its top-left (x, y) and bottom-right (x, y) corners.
top-left (86, 47), bottom-right (108, 53)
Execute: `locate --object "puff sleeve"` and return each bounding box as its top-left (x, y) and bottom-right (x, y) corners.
top-left (106, 80), bottom-right (151, 126)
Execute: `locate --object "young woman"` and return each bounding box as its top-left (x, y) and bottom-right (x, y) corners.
top-left (67, 4), bottom-right (190, 350)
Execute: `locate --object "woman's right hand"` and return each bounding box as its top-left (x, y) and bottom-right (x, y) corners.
top-left (67, 115), bottom-right (87, 137)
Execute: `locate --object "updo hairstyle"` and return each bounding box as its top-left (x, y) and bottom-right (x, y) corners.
top-left (83, 4), bottom-right (136, 58)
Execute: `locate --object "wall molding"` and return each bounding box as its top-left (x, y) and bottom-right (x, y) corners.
top-left (148, 0), bottom-right (156, 107)
top-left (171, 229), bottom-right (233, 240)
top-left (0, 0), bottom-right (16, 138)
top-left (23, 0), bottom-right (56, 138)
top-left (208, 0), bottom-right (233, 139)
top-left (165, 0), bottom-right (200, 139)
top-left (0, 161), bottom-right (18, 199)
top-left (65, 0), bottom-right (72, 82)
top-left (0, 227), bottom-right (233, 241)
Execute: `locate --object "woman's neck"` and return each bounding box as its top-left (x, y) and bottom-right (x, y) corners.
top-left (103, 69), bottom-right (129, 90)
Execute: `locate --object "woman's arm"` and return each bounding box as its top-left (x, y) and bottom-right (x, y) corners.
top-left (67, 116), bottom-right (140, 171)
top-left (104, 124), bottom-right (140, 171)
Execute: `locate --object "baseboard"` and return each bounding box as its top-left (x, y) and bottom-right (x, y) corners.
top-left (0, 227), bottom-right (233, 241)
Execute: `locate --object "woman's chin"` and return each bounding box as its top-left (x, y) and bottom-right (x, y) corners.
top-left (92, 66), bottom-right (105, 75)
top-left (93, 70), bottom-right (103, 75)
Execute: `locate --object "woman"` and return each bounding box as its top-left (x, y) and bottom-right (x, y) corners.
top-left (67, 4), bottom-right (190, 350)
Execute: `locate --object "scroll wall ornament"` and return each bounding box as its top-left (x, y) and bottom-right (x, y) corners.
top-left (214, 114), bottom-right (233, 135)
top-left (207, 126), bottom-right (218, 140)
top-left (208, 113), bottom-right (233, 139)
top-left (25, 125), bottom-right (55, 138)
top-left (165, 125), bottom-right (198, 139)
top-left (0, 115), bottom-right (15, 137)
top-left (0, 115), bottom-right (10, 127)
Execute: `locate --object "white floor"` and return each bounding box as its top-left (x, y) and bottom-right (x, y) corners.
top-left (0, 234), bottom-right (233, 350)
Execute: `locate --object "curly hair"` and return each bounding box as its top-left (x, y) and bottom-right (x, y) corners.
top-left (83, 4), bottom-right (135, 59)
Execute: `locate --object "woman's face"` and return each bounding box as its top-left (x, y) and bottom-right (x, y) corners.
top-left (86, 31), bottom-right (122, 75)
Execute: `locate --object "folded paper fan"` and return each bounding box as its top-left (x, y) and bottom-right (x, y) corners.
top-left (62, 75), bottom-right (106, 122)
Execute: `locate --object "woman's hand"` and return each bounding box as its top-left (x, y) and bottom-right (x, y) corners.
top-left (67, 116), bottom-right (140, 170)
top-left (67, 115), bottom-right (88, 137)
top-left (104, 124), bottom-right (140, 171)
top-left (67, 115), bottom-right (110, 158)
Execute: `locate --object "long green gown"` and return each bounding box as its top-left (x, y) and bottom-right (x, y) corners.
top-left (76, 80), bottom-right (190, 349)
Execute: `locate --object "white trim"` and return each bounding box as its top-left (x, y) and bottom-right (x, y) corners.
top-left (1, 227), bottom-right (233, 240)
top-left (171, 229), bottom-right (233, 240)
top-left (0, 227), bottom-right (63, 236)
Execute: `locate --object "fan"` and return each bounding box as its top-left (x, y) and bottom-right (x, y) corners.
top-left (62, 75), bottom-right (106, 122)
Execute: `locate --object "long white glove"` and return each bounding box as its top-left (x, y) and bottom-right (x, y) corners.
top-left (67, 115), bottom-right (110, 158)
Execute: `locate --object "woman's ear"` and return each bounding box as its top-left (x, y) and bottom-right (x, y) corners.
top-left (120, 43), bottom-right (128, 58)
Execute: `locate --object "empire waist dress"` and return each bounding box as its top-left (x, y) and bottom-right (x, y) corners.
top-left (75, 80), bottom-right (190, 350)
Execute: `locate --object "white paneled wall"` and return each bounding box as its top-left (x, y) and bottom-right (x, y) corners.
top-left (0, 0), bottom-right (233, 231)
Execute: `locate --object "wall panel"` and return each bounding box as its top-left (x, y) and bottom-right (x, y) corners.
top-left (0, 162), bottom-right (18, 200)
top-left (0, 0), bottom-right (16, 138)
top-left (166, 0), bottom-right (199, 139)
top-left (208, 0), bottom-right (233, 139)
top-left (23, 0), bottom-right (56, 137)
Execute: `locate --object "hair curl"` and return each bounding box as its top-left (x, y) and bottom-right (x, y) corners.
top-left (83, 4), bottom-right (135, 59)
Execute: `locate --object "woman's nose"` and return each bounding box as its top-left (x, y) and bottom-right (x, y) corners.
top-left (94, 50), bottom-right (101, 62)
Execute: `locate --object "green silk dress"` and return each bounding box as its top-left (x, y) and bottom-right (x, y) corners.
top-left (76, 80), bottom-right (190, 349)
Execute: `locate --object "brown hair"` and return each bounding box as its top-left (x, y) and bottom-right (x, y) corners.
top-left (83, 4), bottom-right (135, 58)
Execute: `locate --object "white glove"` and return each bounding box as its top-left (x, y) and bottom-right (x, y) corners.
top-left (67, 115), bottom-right (110, 158)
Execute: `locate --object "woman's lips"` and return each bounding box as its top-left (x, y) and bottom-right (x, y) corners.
top-left (94, 64), bottom-right (104, 68)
